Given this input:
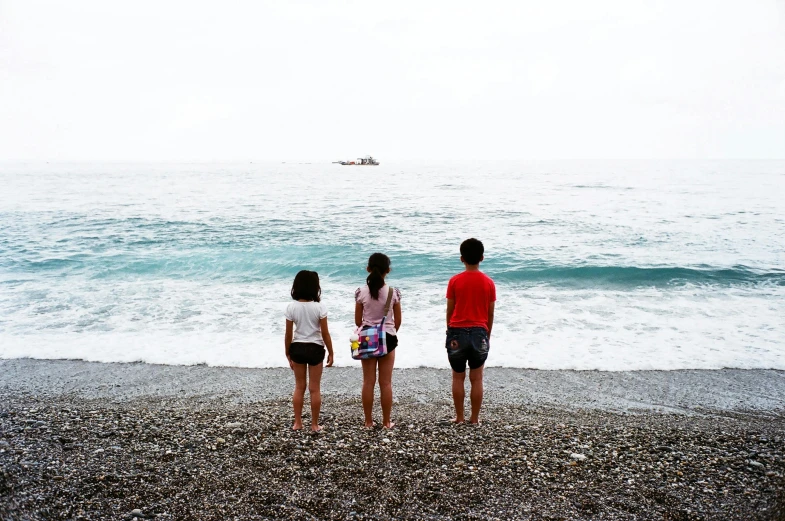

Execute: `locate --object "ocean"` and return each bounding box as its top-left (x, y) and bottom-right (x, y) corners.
top-left (1, 160), bottom-right (783, 370)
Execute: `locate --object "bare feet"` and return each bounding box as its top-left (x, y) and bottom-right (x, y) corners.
top-left (311, 425), bottom-right (324, 433)
top-left (451, 418), bottom-right (465, 424)
top-left (364, 421), bottom-right (376, 429)
top-left (292, 423), bottom-right (303, 431)
top-left (383, 422), bottom-right (395, 429)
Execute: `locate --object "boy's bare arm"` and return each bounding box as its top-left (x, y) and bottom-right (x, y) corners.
top-left (446, 298), bottom-right (455, 329)
top-left (487, 301), bottom-right (495, 338)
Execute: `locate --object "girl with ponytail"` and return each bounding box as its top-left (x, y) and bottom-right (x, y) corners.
top-left (354, 253), bottom-right (402, 429)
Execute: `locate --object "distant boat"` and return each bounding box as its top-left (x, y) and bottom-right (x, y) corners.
top-left (333, 155), bottom-right (379, 165)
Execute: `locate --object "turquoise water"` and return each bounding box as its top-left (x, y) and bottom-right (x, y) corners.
top-left (1, 160), bottom-right (783, 369)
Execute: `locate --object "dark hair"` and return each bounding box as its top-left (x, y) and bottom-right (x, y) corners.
top-left (291, 270), bottom-right (321, 302)
top-left (460, 238), bottom-right (484, 265)
top-left (366, 253), bottom-right (391, 300)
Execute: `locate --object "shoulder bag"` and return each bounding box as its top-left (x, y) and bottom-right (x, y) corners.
top-left (351, 287), bottom-right (394, 360)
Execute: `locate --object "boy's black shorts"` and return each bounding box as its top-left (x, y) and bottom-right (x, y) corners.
top-left (445, 327), bottom-right (489, 373)
top-left (289, 342), bottom-right (326, 366)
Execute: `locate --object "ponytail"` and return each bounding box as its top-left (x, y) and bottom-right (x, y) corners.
top-left (366, 252), bottom-right (391, 300)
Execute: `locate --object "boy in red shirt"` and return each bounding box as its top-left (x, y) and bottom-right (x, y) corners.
top-left (445, 238), bottom-right (496, 424)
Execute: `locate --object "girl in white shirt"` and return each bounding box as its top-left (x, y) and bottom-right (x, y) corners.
top-left (285, 270), bottom-right (334, 432)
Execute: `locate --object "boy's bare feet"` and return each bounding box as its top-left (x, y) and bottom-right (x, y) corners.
top-left (292, 422), bottom-right (303, 431)
top-left (364, 421), bottom-right (376, 429)
top-left (383, 421), bottom-right (395, 429)
top-left (450, 418), bottom-right (465, 424)
top-left (311, 425), bottom-right (323, 433)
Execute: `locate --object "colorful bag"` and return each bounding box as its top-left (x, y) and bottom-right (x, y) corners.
top-left (351, 287), bottom-right (395, 360)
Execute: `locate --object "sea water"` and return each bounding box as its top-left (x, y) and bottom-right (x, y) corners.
top-left (1, 160), bottom-right (783, 370)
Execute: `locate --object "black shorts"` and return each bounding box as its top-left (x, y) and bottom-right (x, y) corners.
top-left (385, 334), bottom-right (398, 353)
top-left (445, 327), bottom-right (489, 373)
top-left (289, 342), bottom-right (326, 366)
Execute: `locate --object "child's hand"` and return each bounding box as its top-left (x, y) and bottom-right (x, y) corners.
top-left (325, 353), bottom-right (334, 367)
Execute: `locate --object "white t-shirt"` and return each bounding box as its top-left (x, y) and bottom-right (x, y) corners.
top-left (285, 301), bottom-right (328, 345)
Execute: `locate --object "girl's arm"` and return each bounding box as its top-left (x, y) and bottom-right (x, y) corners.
top-left (284, 319), bottom-right (294, 369)
top-left (393, 302), bottom-right (402, 331)
top-left (354, 302), bottom-right (364, 328)
top-left (320, 317), bottom-right (334, 367)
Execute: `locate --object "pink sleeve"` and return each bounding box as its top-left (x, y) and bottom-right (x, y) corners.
top-left (354, 287), bottom-right (363, 303)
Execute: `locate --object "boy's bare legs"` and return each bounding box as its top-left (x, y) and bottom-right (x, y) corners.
top-left (378, 350), bottom-right (396, 428)
top-left (468, 365), bottom-right (484, 424)
top-left (361, 358), bottom-right (378, 427)
top-left (307, 363), bottom-right (323, 432)
top-left (292, 363), bottom-right (308, 430)
top-left (451, 370), bottom-right (466, 423)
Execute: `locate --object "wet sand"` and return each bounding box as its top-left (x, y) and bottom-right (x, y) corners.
top-left (2, 359), bottom-right (784, 413)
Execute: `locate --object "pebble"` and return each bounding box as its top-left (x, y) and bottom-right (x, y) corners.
top-left (1, 394), bottom-right (782, 520)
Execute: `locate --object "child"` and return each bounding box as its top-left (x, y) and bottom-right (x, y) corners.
top-left (285, 270), bottom-right (334, 432)
top-left (354, 253), bottom-right (402, 429)
top-left (445, 238), bottom-right (496, 425)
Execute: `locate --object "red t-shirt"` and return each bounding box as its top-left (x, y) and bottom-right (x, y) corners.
top-left (446, 270), bottom-right (496, 330)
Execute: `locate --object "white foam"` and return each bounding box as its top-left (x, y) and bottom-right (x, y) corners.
top-left (1, 282), bottom-right (783, 370)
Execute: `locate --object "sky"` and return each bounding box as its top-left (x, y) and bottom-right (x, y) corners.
top-left (0, 0), bottom-right (784, 161)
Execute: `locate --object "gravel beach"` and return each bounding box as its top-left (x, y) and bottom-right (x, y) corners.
top-left (1, 359), bottom-right (784, 520)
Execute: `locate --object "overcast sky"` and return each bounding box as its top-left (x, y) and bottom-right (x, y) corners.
top-left (1, 0), bottom-right (784, 161)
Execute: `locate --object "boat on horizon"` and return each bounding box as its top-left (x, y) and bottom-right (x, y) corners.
top-left (333, 155), bottom-right (379, 165)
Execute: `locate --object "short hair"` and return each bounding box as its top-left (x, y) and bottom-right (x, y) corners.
top-left (291, 270), bottom-right (321, 302)
top-left (460, 238), bottom-right (484, 265)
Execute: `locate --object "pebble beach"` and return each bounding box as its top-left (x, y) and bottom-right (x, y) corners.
top-left (1, 360), bottom-right (784, 520)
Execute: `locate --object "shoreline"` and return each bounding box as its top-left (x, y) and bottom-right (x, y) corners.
top-left (1, 358), bottom-right (784, 414)
top-left (1, 359), bottom-right (784, 520)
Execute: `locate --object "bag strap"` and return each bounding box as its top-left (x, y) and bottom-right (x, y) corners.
top-left (383, 286), bottom-right (394, 316)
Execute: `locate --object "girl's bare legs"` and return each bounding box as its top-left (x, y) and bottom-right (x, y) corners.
top-left (308, 363), bottom-right (324, 432)
top-left (361, 358), bottom-right (378, 427)
top-left (292, 362), bottom-right (308, 430)
top-left (378, 350), bottom-right (396, 428)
